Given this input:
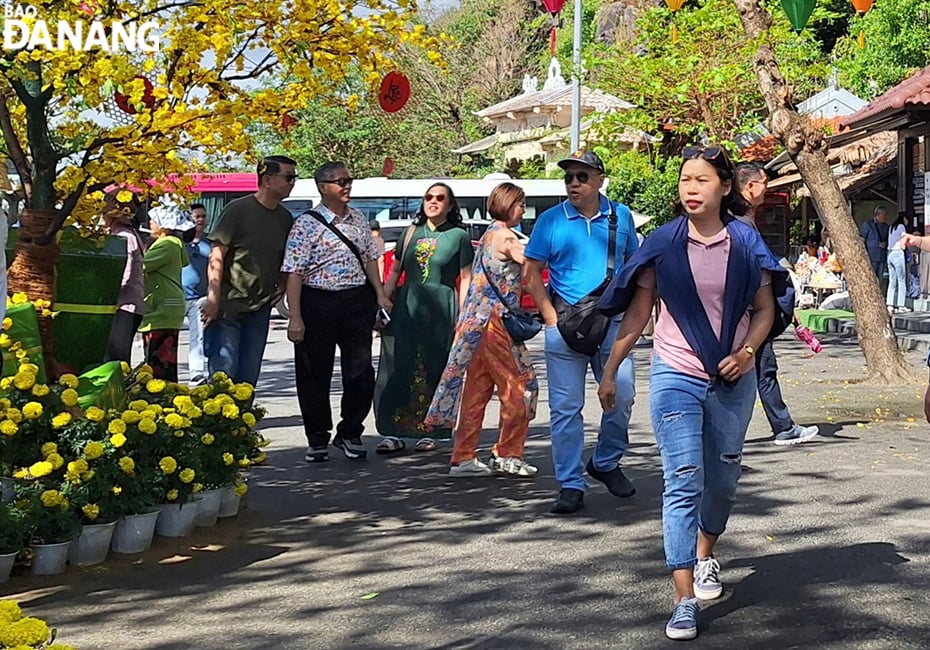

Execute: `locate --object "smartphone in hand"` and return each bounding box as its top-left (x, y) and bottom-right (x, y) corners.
top-left (375, 307), bottom-right (391, 329)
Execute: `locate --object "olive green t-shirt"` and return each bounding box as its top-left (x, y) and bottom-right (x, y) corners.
top-left (209, 195), bottom-right (293, 316)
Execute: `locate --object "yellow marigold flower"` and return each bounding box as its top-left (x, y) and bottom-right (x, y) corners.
top-left (2, 616), bottom-right (49, 645)
top-left (119, 456), bottom-right (135, 475)
top-left (10, 292), bottom-right (27, 304)
top-left (233, 383), bottom-right (254, 401)
top-left (222, 403), bottom-right (240, 419)
top-left (47, 453), bottom-right (64, 470)
top-left (109, 432), bottom-right (127, 448)
top-left (0, 398), bottom-right (10, 409)
top-left (48, 644), bottom-right (79, 650)
top-left (107, 418), bottom-right (127, 435)
top-left (0, 420), bottom-right (18, 436)
top-left (238, 457), bottom-right (251, 468)
top-left (252, 452), bottom-right (267, 464)
top-left (203, 400), bottom-right (221, 416)
top-left (58, 373), bottom-right (80, 389)
top-left (67, 459), bottom-right (88, 474)
top-left (15, 348), bottom-right (28, 360)
top-left (31, 383), bottom-right (50, 397)
top-left (215, 393), bottom-right (234, 406)
top-left (222, 452), bottom-right (234, 466)
top-left (192, 483), bottom-right (203, 493)
top-left (60, 387), bottom-right (79, 407)
top-left (82, 503), bottom-right (100, 521)
top-left (148, 404), bottom-right (164, 416)
top-left (129, 399), bottom-right (148, 411)
top-left (159, 456), bottom-right (178, 474)
top-left (234, 483), bottom-right (248, 497)
top-left (212, 371), bottom-right (230, 382)
top-left (85, 406), bottom-right (105, 422)
top-left (6, 407), bottom-right (22, 423)
top-left (81, 470), bottom-right (95, 481)
top-left (0, 599), bottom-right (22, 622)
top-left (200, 433), bottom-right (215, 445)
top-left (0, 316), bottom-right (10, 331)
top-left (52, 412), bottom-right (72, 429)
top-left (146, 378), bottom-right (167, 394)
top-left (166, 489), bottom-right (179, 501)
top-left (19, 363), bottom-right (38, 374)
top-left (83, 441), bottom-right (104, 459)
top-left (173, 395), bottom-right (194, 410)
top-left (41, 489), bottom-right (63, 507)
top-left (41, 442), bottom-right (58, 458)
top-left (138, 418), bottom-right (157, 435)
top-left (22, 401), bottom-right (43, 419)
top-left (120, 360), bottom-right (131, 375)
top-left (112, 485), bottom-right (122, 495)
top-left (178, 468), bottom-right (195, 483)
top-left (164, 412), bottom-right (185, 429)
top-left (242, 412), bottom-right (257, 428)
top-left (191, 385), bottom-right (212, 400)
top-left (121, 409), bottom-right (141, 424)
top-left (186, 406), bottom-right (203, 419)
top-left (12, 371), bottom-right (36, 391)
top-left (0, 334), bottom-right (9, 349)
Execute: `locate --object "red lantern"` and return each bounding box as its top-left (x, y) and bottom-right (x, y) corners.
top-left (541, 0), bottom-right (566, 16)
top-left (114, 76), bottom-right (155, 115)
top-left (378, 72), bottom-right (410, 114)
top-left (280, 113), bottom-right (298, 132)
top-left (851, 0), bottom-right (873, 15)
top-left (381, 157), bottom-right (395, 177)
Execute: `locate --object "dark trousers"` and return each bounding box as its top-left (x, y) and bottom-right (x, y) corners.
top-left (105, 310), bottom-right (142, 365)
top-left (755, 339), bottom-right (794, 435)
top-left (295, 285), bottom-right (376, 447)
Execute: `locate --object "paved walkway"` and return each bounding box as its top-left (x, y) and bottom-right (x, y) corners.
top-left (4, 321), bottom-right (930, 649)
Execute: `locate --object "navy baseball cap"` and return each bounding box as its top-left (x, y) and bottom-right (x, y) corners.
top-left (557, 149), bottom-right (606, 174)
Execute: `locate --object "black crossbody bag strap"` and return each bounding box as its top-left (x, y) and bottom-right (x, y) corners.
top-left (306, 210), bottom-right (367, 274)
top-left (605, 204), bottom-right (618, 280)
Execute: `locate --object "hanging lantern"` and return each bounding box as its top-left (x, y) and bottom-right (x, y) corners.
top-left (541, 0), bottom-right (567, 57)
top-left (378, 72), bottom-right (410, 114)
top-left (779, 0), bottom-right (817, 33)
top-left (114, 76), bottom-right (155, 115)
top-left (280, 113), bottom-right (298, 132)
top-left (665, 0), bottom-right (687, 43)
top-left (850, 0), bottom-right (874, 49)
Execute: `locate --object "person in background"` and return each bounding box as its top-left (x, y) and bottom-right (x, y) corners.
top-left (103, 191), bottom-right (145, 364)
top-left (898, 230), bottom-right (930, 422)
top-left (860, 205), bottom-right (889, 278)
top-left (886, 213), bottom-right (908, 314)
top-left (370, 220), bottom-right (386, 280)
top-left (734, 163), bottom-right (818, 447)
top-left (202, 155), bottom-right (296, 387)
top-left (139, 202), bottom-right (194, 381)
top-left (182, 203), bottom-right (211, 385)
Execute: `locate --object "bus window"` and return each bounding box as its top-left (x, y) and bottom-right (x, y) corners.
top-left (351, 198), bottom-right (408, 222)
top-left (281, 199), bottom-right (316, 218)
top-left (520, 195), bottom-right (563, 236)
top-left (457, 197), bottom-right (486, 221)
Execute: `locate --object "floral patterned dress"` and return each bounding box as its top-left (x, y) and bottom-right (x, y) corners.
top-left (374, 221), bottom-right (474, 439)
top-left (424, 223), bottom-right (538, 430)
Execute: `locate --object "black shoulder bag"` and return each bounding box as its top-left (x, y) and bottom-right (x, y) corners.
top-left (305, 210), bottom-right (368, 274)
top-left (477, 246), bottom-right (541, 343)
top-left (549, 207), bottom-right (618, 356)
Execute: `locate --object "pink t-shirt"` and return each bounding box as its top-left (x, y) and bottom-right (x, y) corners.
top-left (637, 227), bottom-right (771, 379)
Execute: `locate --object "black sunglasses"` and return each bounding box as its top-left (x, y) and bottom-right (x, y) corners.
top-left (563, 171), bottom-right (592, 184)
top-left (320, 177), bottom-right (354, 188)
top-left (682, 145), bottom-right (725, 162)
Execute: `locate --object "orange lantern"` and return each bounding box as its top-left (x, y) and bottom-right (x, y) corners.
top-left (850, 0), bottom-right (874, 49)
top-left (665, 0), bottom-right (687, 43)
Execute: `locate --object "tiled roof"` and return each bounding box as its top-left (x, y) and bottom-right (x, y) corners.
top-left (739, 116), bottom-right (847, 163)
top-left (475, 85), bottom-right (634, 119)
top-left (841, 64), bottom-right (930, 129)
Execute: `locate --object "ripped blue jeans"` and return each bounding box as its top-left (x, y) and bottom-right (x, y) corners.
top-left (649, 355), bottom-right (756, 570)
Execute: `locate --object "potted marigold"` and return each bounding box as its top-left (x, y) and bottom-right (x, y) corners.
top-left (0, 503), bottom-right (26, 583)
top-left (0, 600), bottom-right (78, 649)
top-left (18, 481), bottom-right (81, 576)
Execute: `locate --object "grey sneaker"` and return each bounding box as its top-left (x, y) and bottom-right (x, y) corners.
top-left (774, 424), bottom-right (819, 446)
top-left (332, 436), bottom-right (367, 460)
top-left (449, 458), bottom-right (493, 477)
top-left (693, 557), bottom-right (723, 600)
top-left (489, 456), bottom-right (538, 477)
top-left (304, 446), bottom-right (329, 463)
top-left (665, 597), bottom-right (699, 641)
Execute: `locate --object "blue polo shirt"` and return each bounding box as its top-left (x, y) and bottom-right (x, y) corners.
top-left (525, 195), bottom-right (638, 304)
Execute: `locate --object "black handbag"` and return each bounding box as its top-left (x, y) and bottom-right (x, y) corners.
top-left (478, 245), bottom-right (541, 343)
top-left (550, 207), bottom-right (618, 357)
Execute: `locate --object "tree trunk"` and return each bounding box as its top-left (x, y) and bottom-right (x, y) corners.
top-left (7, 209), bottom-right (59, 378)
top-left (732, 0), bottom-right (911, 382)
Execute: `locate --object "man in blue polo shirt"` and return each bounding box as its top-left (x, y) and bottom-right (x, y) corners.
top-left (525, 150), bottom-right (639, 514)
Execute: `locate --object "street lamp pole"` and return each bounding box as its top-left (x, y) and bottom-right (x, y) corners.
top-left (569, 0), bottom-right (582, 152)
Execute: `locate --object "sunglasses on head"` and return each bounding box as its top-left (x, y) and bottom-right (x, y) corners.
top-left (563, 171), bottom-right (592, 184)
top-left (425, 192), bottom-right (447, 202)
top-left (320, 177), bottom-right (354, 188)
top-left (682, 145), bottom-right (726, 162)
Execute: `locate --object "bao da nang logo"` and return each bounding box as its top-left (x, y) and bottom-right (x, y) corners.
top-left (3, 3), bottom-right (160, 52)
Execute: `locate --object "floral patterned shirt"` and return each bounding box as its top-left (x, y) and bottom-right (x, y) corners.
top-left (280, 203), bottom-right (380, 290)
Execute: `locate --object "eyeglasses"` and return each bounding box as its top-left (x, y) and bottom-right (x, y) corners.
top-left (425, 193), bottom-right (447, 202)
top-left (269, 173), bottom-right (299, 182)
top-left (563, 171), bottom-right (591, 185)
top-left (320, 177), bottom-right (354, 188)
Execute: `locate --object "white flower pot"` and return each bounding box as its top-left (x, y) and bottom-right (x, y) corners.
top-left (31, 541), bottom-right (71, 575)
top-left (193, 489), bottom-right (223, 527)
top-left (68, 521), bottom-right (116, 566)
top-left (217, 486), bottom-right (241, 518)
top-left (111, 509), bottom-right (161, 554)
top-left (155, 502), bottom-right (199, 538)
top-left (1, 477), bottom-right (14, 503)
top-left (0, 550), bottom-right (17, 583)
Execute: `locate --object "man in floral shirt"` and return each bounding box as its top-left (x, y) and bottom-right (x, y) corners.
top-left (282, 161), bottom-right (393, 463)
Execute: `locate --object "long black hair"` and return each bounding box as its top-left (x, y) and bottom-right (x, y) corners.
top-left (676, 145), bottom-right (752, 220)
top-left (413, 182), bottom-right (464, 228)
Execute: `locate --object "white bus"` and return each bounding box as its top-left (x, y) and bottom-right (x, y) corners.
top-left (281, 174), bottom-right (568, 245)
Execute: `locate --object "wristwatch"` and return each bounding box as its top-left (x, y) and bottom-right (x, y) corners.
top-left (743, 345), bottom-right (755, 357)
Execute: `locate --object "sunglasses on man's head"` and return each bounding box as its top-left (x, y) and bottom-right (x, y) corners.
top-left (425, 192), bottom-right (447, 202)
top-left (320, 177), bottom-right (354, 188)
top-left (563, 171), bottom-right (592, 185)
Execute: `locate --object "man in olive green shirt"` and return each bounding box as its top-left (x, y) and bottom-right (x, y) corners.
top-left (202, 155), bottom-right (296, 386)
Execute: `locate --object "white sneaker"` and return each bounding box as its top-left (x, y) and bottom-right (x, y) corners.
top-left (774, 424), bottom-right (819, 446)
top-left (449, 458), bottom-right (493, 477)
top-left (490, 456), bottom-right (538, 477)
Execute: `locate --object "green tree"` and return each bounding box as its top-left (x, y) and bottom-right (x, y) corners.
top-left (595, 149), bottom-right (679, 233)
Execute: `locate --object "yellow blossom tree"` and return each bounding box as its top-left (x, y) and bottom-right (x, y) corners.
top-left (1, 0), bottom-right (436, 365)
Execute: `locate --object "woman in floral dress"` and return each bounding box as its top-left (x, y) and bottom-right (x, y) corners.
top-left (375, 183), bottom-right (474, 451)
top-left (424, 183), bottom-right (539, 476)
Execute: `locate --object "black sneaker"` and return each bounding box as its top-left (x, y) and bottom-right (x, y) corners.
top-left (332, 436), bottom-right (368, 460)
top-left (550, 488), bottom-right (584, 514)
top-left (304, 446), bottom-right (329, 463)
top-left (586, 459), bottom-right (635, 498)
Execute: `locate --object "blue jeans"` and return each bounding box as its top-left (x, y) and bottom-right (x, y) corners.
top-left (886, 249), bottom-right (906, 308)
top-left (650, 356), bottom-right (756, 570)
top-left (184, 297), bottom-right (208, 381)
top-left (204, 303), bottom-right (272, 387)
top-left (544, 318), bottom-right (635, 491)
